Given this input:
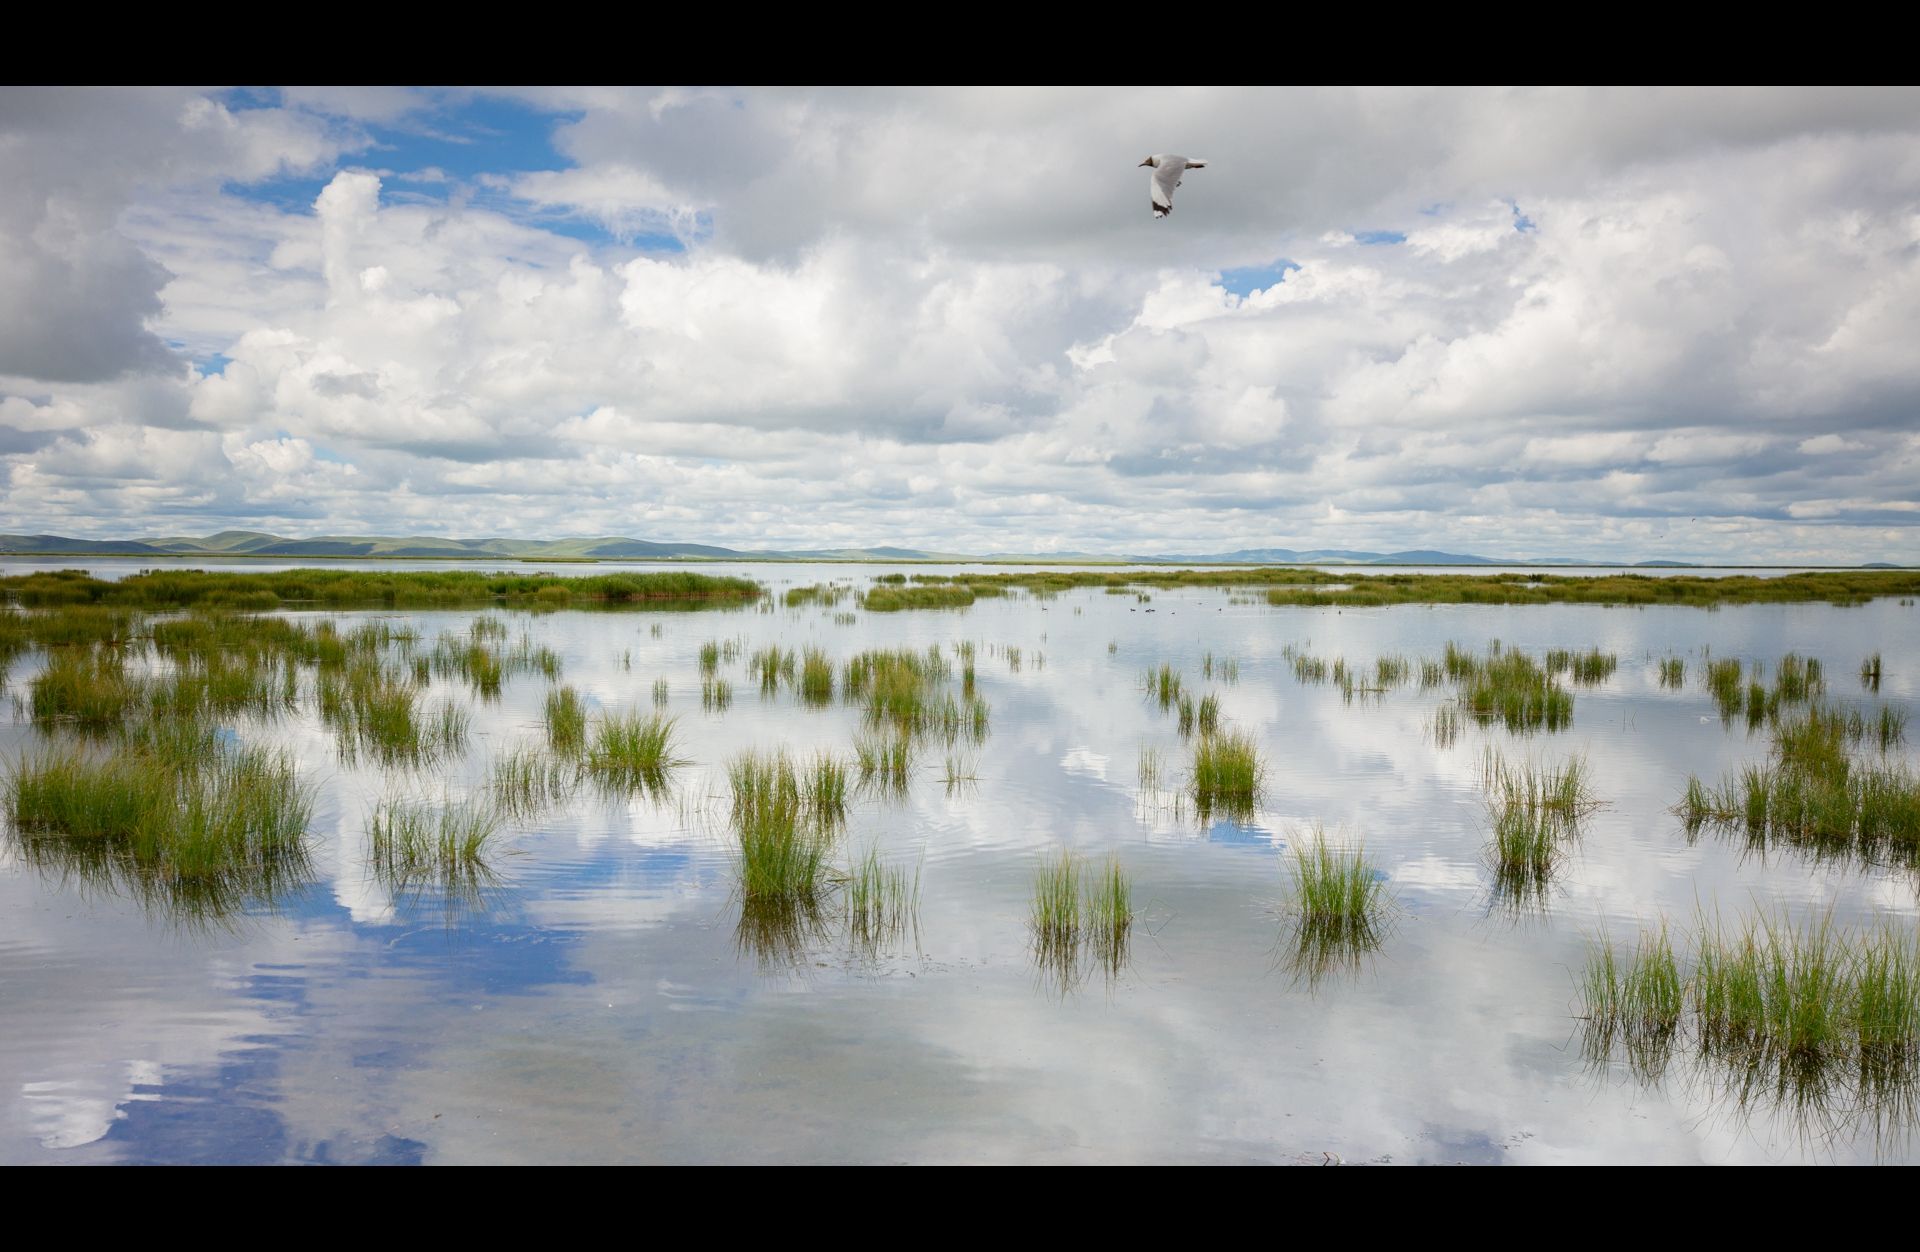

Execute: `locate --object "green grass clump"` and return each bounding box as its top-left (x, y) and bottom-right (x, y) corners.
top-left (1288, 648), bottom-right (1329, 683)
top-left (1085, 856), bottom-right (1135, 975)
top-left (733, 780), bottom-right (830, 905)
top-left (1196, 693), bottom-right (1221, 736)
top-left (1861, 652), bottom-right (1883, 692)
top-left (1288, 828), bottom-right (1386, 939)
top-left (860, 583), bottom-right (975, 612)
top-left (29, 650), bottom-right (143, 732)
top-left (368, 795), bottom-right (503, 874)
top-left (1678, 702), bottom-right (1920, 866)
top-left (488, 744), bottom-right (580, 820)
top-left (586, 711), bottom-right (681, 794)
top-left (5, 741), bottom-right (312, 923)
top-left (847, 646), bottom-right (938, 705)
top-left (1281, 827), bottom-right (1390, 983)
top-left (1773, 652), bottom-right (1824, 703)
top-left (1190, 729), bottom-right (1262, 822)
top-left (1145, 663), bottom-right (1183, 708)
top-left (1706, 657), bottom-right (1745, 720)
top-left (1545, 647), bottom-right (1617, 685)
top-left (701, 677), bottom-right (733, 712)
top-left (729, 749), bottom-right (847, 832)
top-left (784, 583), bottom-right (847, 609)
top-left (844, 842), bottom-right (919, 952)
top-left (749, 645), bottom-right (795, 694)
top-left (544, 685), bottom-right (587, 755)
top-left (1029, 849), bottom-right (1084, 977)
top-left (1584, 914), bottom-right (1920, 1090)
top-left (1482, 750), bottom-right (1596, 898)
top-left (1459, 650), bottom-right (1573, 732)
top-left (853, 729), bottom-right (915, 794)
top-left (799, 648), bottom-right (834, 705)
top-left (1658, 656), bottom-right (1686, 688)
top-left (805, 752), bottom-right (850, 825)
top-left (698, 639), bottom-right (722, 676)
top-left (319, 661), bottom-right (469, 768)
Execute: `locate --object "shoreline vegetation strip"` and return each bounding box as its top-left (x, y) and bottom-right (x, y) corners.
top-left (1, 567), bottom-right (1918, 612)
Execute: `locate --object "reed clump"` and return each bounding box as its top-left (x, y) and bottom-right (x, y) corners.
top-left (488, 743), bottom-right (581, 820)
top-left (1190, 728), bottom-right (1263, 822)
top-left (1584, 913), bottom-right (1920, 1078)
top-left (1279, 826), bottom-right (1391, 983)
top-left (5, 739), bottom-right (313, 922)
top-left (843, 842), bottom-right (920, 952)
top-left (1028, 849), bottom-right (1135, 985)
top-left (1677, 702), bottom-right (1920, 867)
top-left (586, 711), bottom-right (681, 794)
top-left (1457, 649), bottom-right (1574, 732)
top-left (853, 728), bottom-right (915, 793)
top-left (1482, 749), bottom-right (1596, 897)
top-left (732, 771), bottom-right (831, 906)
top-left (799, 648), bottom-right (834, 705)
top-left (728, 749), bottom-right (846, 833)
top-left (544, 685), bottom-right (586, 754)
top-left (368, 794), bottom-right (504, 875)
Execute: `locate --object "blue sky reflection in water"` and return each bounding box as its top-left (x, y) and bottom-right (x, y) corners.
top-left (1, 563), bottom-right (1917, 1163)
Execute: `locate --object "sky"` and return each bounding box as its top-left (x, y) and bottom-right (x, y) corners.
top-left (1, 85), bottom-right (1917, 562)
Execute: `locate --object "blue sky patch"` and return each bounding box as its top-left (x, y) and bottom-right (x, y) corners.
top-left (1219, 259), bottom-right (1299, 296)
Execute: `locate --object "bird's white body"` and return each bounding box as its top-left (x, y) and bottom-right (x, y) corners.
top-left (1141, 153), bottom-right (1207, 218)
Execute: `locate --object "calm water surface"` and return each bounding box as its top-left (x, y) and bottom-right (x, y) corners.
top-left (1, 562), bottom-right (1916, 1163)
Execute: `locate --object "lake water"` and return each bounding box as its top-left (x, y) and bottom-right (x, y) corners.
top-left (1, 563), bottom-right (1916, 1163)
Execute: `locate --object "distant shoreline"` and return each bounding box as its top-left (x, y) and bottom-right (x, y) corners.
top-left (0, 551), bottom-right (1908, 571)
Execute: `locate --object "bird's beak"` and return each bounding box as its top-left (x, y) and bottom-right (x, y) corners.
top-left (1137, 159), bottom-right (1151, 167)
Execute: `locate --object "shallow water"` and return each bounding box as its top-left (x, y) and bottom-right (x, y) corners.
top-left (2, 567), bottom-right (1916, 1163)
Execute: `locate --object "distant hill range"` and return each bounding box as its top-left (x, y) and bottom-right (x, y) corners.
top-left (0, 530), bottom-right (986, 562)
top-left (0, 530), bottom-right (1883, 568)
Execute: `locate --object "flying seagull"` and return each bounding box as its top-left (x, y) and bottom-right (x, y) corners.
top-left (1140, 154), bottom-right (1207, 219)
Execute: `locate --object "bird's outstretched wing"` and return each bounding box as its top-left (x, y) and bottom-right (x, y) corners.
top-left (1150, 161), bottom-right (1183, 218)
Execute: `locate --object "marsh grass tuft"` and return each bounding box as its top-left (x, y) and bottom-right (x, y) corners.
top-left (1282, 827), bottom-right (1389, 982)
top-left (5, 739), bottom-right (313, 924)
top-left (731, 761), bottom-right (831, 907)
top-left (1288, 827), bottom-right (1386, 939)
top-left (843, 842), bottom-right (920, 954)
top-left (368, 794), bottom-right (503, 874)
top-left (1030, 849), bottom-right (1136, 987)
top-left (853, 728), bottom-right (915, 794)
top-left (1190, 729), bottom-right (1262, 823)
top-left (544, 685), bottom-right (586, 754)
top-left (799, 648), bottom-right (834, 705)
top-left (1482, 750), bottom-right (1596, 899)
top-left (1137, 745), bottom-right (1165, 792)
top-left (1678, 702), bottom-right (1920, 867)
top-left (586, 710), bottom-right (682, 794)
top-left (488, 743), bottom-right (581, 820)
top-left (1584, 913), bottom-right (1920, 1096)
